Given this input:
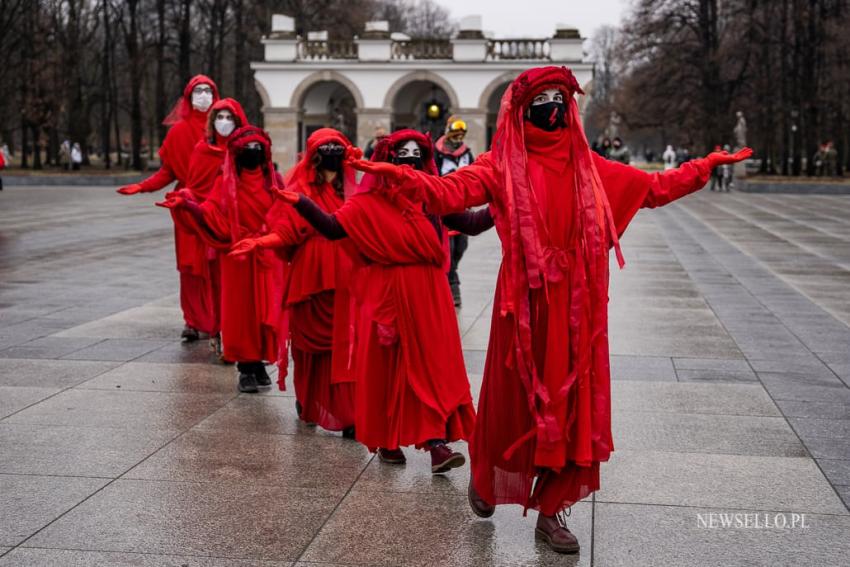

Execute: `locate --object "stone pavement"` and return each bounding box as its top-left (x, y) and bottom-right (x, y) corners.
top-left (0, 186), bottom-right (849, 566)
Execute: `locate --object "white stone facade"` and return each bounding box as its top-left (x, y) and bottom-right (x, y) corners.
top-left (251, 15), bottom-right (593, 170)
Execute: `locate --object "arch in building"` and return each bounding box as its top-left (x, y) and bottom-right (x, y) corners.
top-left (479, 72), bottom-right (518, 148)
top-left (290, 70), bottom-right (365, 109)
top-left (382, 71), bottom-right (460, 111)
top-left (291, 71), bottom-right (364, 151)
top-left (385, 72), bottom-right (459, 140)
top-left (253, 79), bottom-right (272, 109)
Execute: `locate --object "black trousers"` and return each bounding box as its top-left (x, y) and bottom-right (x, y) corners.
top-left (448, 234), bottom-right (469, 289)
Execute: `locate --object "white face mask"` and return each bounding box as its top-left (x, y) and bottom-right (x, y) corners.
top-left (192, 91), bottom-right (213, 112)
top-left (214, 118), bottom-right (235, 137)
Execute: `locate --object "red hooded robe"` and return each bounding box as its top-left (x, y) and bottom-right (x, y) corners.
top-left (266, 128), bottom-right (358, 431)
top-left (392, 67), bottom-right (714, 514)
top-left (172, 126), bottom-right (283, 363)
top-left (138, 75), bottom-right (220, 333)
top-left (332, 129), bottom-right (476, 451)
top-left (182, 98), bottom-right (251, 337)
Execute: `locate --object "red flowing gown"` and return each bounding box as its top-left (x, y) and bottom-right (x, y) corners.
top-left (139, 109), bottom-right (213, 333)
top-left (173, 169), bottom-right (282, 363)
top-left (401, 139), bottom-right (712, 514)
top-left (331, 190), bottom-right (476, 450)
top-left (267, 183), bottom-right (356, 431)
top-left (181, 138), bottom-right (229, 335)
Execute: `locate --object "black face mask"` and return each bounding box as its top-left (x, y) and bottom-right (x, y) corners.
top-left (237, 147), bottom-right (265, 170)
top-left (526, 101), bottom-right (567, 131)
top-left (393, 156), bottom-right (423, 170)
top-left (318, 152), bottom-right (344, 172)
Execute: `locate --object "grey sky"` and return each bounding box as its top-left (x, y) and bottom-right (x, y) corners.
top-left (432, 0), bottom-right (629, 40)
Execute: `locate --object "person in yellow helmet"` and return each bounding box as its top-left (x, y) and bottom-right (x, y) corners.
top-left (434, 116), bottom-right (479, 307)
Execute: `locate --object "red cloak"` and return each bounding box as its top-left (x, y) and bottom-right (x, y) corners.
top-left (268, 128), bottom-right (357, 431)
top-left (392, 66), bottom-right (713, 514)
top-left (172, 126), bottom-right (283, 363)
top-left (333, 129), bottom-right (476, 450)
top-left (181, 98), bottom-right (250, 336)
top-left (138, 75), bottom-right (220, 332)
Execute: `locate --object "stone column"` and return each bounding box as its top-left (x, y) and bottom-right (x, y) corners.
top-left (452, 108), bottom-right (489, 156)
top-left (355, 108), bottom-right (392, 151)
top-left (263, 107), bottom-right (301, 172)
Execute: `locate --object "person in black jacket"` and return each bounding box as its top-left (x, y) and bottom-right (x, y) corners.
top-left (434, 117), bottom-right (477, 306)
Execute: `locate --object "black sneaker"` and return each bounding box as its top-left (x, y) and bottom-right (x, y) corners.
top-left (181, 325), bottom-right (200, 342)
top-left (255, 364), bottom-right (272, 387)
top-left (342, 426), bottom-right (356, 439)
top-left (238, 371), bottom-right (259, 394)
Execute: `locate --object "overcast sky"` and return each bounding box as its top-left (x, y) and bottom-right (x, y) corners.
top-left (432, 0), bottom-right (629, 40)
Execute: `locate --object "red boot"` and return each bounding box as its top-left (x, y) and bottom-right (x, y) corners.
top-left (535, 512), bottom-right (580, 554)
top-left (429, 443), bottom-right (465, 474)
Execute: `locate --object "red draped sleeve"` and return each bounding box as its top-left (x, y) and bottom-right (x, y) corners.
top-left (592, 153), bottom-right (712, 237)
top-left (397, 151), bottom-right (499, 215)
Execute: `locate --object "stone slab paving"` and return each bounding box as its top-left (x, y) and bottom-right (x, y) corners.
top-left (0, 185), bottom-right (848, 565)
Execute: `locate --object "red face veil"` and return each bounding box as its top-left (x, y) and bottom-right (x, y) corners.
top-left (163, 74), bottom-right (221, 126)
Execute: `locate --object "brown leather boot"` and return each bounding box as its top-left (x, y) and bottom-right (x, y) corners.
top-left (378, 448), bottom-right (406, 464)
top-left (429, 443), bottom-right (465, 474)
top-left (467, 479), bottom-right (495, 518)
top-left (535, 511), bottom-right (580, 554)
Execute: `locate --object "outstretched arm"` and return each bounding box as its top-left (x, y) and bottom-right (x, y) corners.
top-left (157, 189), bottom-right (230, 247)
top-left (442, 206), bottom-right (495, 236)
top-left (117, 163), bottom-right (177, 195)
top-left (596, 148), bottom-right (752, 236)
top-left (273, 189), bottom-right (348, 241)
top-left (346, 152), bottom-right (498, 214)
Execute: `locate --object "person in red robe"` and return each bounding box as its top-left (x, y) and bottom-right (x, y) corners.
top-left (348, 66), bottom-right (752, 553)
top-left (183, 97), bottom-right (249, 358)
top-left (157, 126), bottom-right (284, 394)
top-left (228, 128), bottom-right (358, 436)
top-left (117, 75), bottom-right (220, 342)
top-left (275, 129), bottom-right (487, 474)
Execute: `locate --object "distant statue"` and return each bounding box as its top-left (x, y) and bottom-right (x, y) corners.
top-left (606, 111), bottom-right (621, 140)
top-left (733, 111), bottom-right (747, 149)
top-left (331, 106), bottom-right (348, 135)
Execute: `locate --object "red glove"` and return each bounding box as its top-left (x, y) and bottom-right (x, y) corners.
top-left (345, 146), bottom-right (364, 161)
top-left (117, 183), bottom-right (144, 195)
top-left (345, 157), bottom-right (412, 184)
top-left (155, 194), bottom-right (185, 209)
top-left (229, 233), bottom-right (284, 257)
top-left (706, 147), bottom-right (753, 168)
top-left (274, 188), bottom-right (300, 204)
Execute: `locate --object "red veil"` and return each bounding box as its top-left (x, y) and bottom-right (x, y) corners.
top-left (284, 128), bottom-right (359, 199)
top-left (219, 126), bottom-right (282, 243)
top-left (358, 129), bottom-right (438, 195)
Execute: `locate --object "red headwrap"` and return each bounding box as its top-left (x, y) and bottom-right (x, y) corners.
top-left (163, 74), bottom-right (220, 126)
top-left (220, 126), bottom-right (281, 239)
top-left (283, 128), bottom-right (359, 199)
top-left (490, 66), bottom-right (624, 449)
top-left (206, 98), bottom-right (249, 142)
top-left (358, 129), bottom-right (438, 197)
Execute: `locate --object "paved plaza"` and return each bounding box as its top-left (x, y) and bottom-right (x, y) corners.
top-left (1, 185), bottom-right (849, 566)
